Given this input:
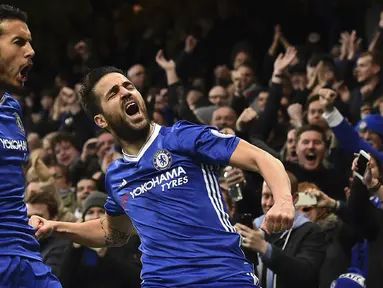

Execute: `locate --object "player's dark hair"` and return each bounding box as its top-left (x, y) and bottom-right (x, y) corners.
top-left (0, 4), bottom-right (27, 22)
top-left (0, 5), bottom-right (27, 34)
top-left (79, 66), bottom-right (125, 119)
top-left (26, 192), bottom-right (59, 219)
top-left (51, 132), bottom-right (80, 153)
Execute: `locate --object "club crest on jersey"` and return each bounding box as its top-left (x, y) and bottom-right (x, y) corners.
top-left (14, 113), bottom-right (25, 135)
top-left (153, 149), bottom-right (172, 171)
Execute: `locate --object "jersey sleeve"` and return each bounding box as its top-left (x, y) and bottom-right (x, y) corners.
top-left (104, 171), bottom-right (126, 217)
top-left (171, 121), bottom-right (240, 165)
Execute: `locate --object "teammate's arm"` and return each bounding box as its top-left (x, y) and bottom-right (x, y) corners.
top-left (29, 213), bottom-right (132, 248)
top-left (230, 139), bottom-right (294, 232)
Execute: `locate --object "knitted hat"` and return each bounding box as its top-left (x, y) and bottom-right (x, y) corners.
top-left (331, 268), bottom-right (366, 288)
top-left (355, 114), bottom-right (383, 137)
top-left (82, 191), bottom-right (107, 220)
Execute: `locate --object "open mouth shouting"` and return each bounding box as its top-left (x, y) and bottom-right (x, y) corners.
top-left (123, 98), bottom-right (145, 123)
top-left (125, 101), bottom-right (139, 116)
top-left (18, 62), bottom-right (33, 84)
top-left (303, 150), bottom-right (319, 169)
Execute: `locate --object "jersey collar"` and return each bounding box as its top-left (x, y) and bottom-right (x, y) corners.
top-left (0, 92), bottom-right (9, 105)
top-left (122, 123), bottom-right (161, 162)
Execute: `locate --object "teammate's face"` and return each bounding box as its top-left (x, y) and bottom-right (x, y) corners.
top-left (94, 73), bottom-right (150, 142)
top-left (0, 19), bottom-right (34, 88)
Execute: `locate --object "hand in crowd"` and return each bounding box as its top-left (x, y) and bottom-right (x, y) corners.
top-left (339, 31), bottom-right (362, 61)
top-left (223, 166), bottom-right (246, 188)
top-left (334, 81), bottom-right (351, 103)
top-left (351, 154), bottom-right (378, 189)
top-left (155, 50), bottom-right (176, 71)
top-left (52, 87), bottom-right (81, 120)
top-left (273, 46), bottom-right (297, 75)
top-left (305, 188), bottom-right (337, 209)
top-left (287, 103), bottom-right (303, 127)
top-left (184, 35), bottom-right (198, 54)
top-left (360, 80), bottom-right (378, 97)
top-left (236, 107), bottom-right (258, 131)
top-left (318, 88), bottom-right (337, 112)
top-left (81, 138), bottom-right (98, 162)
top-left (235, 223), bottom-right (268, 255)
top-left (307, 61), bottom-right (329, 92)
top-left (268, 25), bottom-right (282, 56)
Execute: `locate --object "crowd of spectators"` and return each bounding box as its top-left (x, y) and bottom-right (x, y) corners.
top-left (14, 0), bottom-right (383, 287)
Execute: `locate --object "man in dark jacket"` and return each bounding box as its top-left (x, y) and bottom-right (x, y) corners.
top-left (236, 172), bottom-right (326, 288)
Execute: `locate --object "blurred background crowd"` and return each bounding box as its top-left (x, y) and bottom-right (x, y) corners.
top-left (7, 0), bottom-right (383, 287)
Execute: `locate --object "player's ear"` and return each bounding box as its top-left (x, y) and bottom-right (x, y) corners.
top-left (94, 114), bottom-right (108, 129)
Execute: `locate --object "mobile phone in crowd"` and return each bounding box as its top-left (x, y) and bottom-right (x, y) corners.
top-left (295, 192), bottom-right (317, 207)
top-left (239, 213), bottom-right (254, 228)
top-left (354, 150), bottom-right (371, 180)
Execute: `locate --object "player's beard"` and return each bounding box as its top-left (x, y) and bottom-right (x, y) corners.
top-left (0, 55), bottom-right (10, 87)
top-left (105, 109), bottom-right (151, 144)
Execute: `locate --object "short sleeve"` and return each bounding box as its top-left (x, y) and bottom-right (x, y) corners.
top-left (104, 172), bottom-right (125, 217)
top-left (171, 121), bottom-right (240, 165)
top-left (104, 196), bottom-right (125, 216)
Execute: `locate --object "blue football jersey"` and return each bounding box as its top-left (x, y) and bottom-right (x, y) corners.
top-left (0, 93), bottom-right (41, 260)
top-left (105, 121), bottom-right (258, 287)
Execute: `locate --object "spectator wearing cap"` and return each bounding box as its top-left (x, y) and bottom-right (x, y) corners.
top-left (320, 88), bottom-right (383, 163)
top-left (59, 192), bottom-right (142, 288)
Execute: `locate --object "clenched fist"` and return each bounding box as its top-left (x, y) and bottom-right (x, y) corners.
top-left (261, 200), bottom-right (295, 234)
top-left (318, 88), bottom-right (337, 112)
top-left (29, 215), bottom-right (54, 240)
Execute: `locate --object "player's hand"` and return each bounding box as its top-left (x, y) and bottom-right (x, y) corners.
top-left (29, 215), bottom-right (54, 240)
top-left (261, 200), bottom-right (294, 234)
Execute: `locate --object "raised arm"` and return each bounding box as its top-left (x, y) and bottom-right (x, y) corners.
top-left (29, 213), bottom-right (132, 248)
top-left (230, 140), bottom-right (294, 233)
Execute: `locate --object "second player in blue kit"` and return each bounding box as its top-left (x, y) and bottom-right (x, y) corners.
top-left (30, 67), bottom-right (295, 287)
